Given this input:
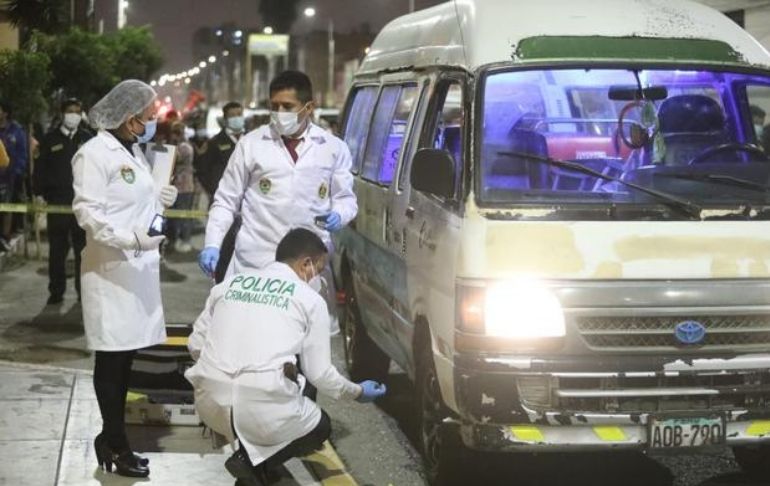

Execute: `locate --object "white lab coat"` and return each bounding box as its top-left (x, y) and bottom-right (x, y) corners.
top-left (204, 123), bottom-right (357, 274)
top-left (185, 262), bottom-right (360, 465)
top-left (72, 130), bottom-right (166, 351)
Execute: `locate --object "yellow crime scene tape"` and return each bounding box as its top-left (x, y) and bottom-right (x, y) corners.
top-left (0, 202), bottom-right (208, 219)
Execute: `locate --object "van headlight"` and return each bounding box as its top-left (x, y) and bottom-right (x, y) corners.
top-left (457, 279), bottom-right (565, 339)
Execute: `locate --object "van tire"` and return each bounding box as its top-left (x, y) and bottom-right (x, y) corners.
top-left (341, 277), bottom-right (390, 383)
top-left (732, 445), bottom-right (770, 477)
top-left (415, 340), bottom-right (467, 486)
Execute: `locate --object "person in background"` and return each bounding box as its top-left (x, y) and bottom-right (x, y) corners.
top-left (72, 79), bottom-right (178, 479)
top-left (186, 228), bottom-right (386, 485)
top-left (751, 105), bottom-right (766, 141)
top-left (195, 101), bottom-right (246, 281)
top-left (33, 98), bottom-right (93, 305)
top-left (168, 121), bottom-right (196, 253)
top-left (0, 100), bottom-right (28, 252)
top-left (195, 101), bottom-right (244, 200)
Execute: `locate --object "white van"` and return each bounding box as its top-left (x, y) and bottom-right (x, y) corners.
top-left (333, 0), bottom-right (770, 482)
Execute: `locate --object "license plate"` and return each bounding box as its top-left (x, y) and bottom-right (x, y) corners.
top-left (648, 416), bottom-right (725, 449)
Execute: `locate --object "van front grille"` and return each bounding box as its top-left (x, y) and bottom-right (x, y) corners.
top-left (575, 314), bottom-right (770, 352)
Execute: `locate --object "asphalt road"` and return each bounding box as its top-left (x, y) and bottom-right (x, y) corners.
top-left (0, 241), bottom-right (768, 486)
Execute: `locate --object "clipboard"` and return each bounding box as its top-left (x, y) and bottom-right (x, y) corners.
top-left (145, 142), bottom-right (177, 190)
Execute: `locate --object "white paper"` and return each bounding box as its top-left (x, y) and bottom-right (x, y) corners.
top-left (145, 143), bottom-right (177, 189)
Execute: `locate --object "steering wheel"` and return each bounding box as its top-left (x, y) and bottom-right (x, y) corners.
top-left (687, 143), bottom-right (767, 165)
top-left (618, 100), bottom-right (657, 149)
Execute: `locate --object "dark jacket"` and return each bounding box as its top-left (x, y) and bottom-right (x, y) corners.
top-left (195, 130), bottom-right (238, 197)
top-left (33, 126), bottom-right (93, 204)
top-left (0, 120), bottom-right (28, 180)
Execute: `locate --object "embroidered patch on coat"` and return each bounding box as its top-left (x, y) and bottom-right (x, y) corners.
top-left (120, 166), bottom-right (135, 184)
top-left (259, 177), bottom-right (272, 194)
top-left (318, 182), bottom-right (329, 199)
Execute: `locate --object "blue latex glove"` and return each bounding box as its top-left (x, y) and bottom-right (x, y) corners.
top-left (198, 246), bottom-right (220, 277)
top-left (356, 380), bottom-right (387, 403)
top-left (322, 211), bottom-right (343, 232)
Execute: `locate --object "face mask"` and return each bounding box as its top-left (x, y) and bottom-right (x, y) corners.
top-left (134, 118), bottom-right (158, 144)
top-left (195, 128), bottom-right (208, 138)
top-left (63, 113), bottom-right (82, 131)
top-left (226, 116), bottom-right (245, 133)
top-left (755, 124), bottom-right (764, 139)
top-left (270, 105), bottom-right (308, 137)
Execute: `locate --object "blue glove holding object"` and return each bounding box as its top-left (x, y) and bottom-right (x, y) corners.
top-left (356, 380), bottom-right (387, 403)
top-left (198, 246), bottom-right (220, 277)
top-left (322, 211), bottom-right (343, 232)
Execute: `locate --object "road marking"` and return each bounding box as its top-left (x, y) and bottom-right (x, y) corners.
top-left (302, 441), bottom-right (359, 485)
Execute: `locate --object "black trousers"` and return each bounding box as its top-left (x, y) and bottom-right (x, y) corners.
top-left (47, 213), bottom-right (85, 298)
top-left (93, 350), bottom-right (136, 452)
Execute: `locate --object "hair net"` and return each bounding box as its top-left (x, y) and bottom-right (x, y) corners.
top-left (89, 80), bottom-right (157, 130)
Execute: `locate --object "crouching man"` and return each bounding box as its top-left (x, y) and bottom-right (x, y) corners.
top-left (185, 228), bottom-right (386, 485)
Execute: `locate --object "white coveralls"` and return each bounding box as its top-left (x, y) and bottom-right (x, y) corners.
top-left (185, 262), bottom-right (360, 465)
top-left (204, 122), bottom-right (357, 274)
top-left (72, 130), bottom-right (166, 351)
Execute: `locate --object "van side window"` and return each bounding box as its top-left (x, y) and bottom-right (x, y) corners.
top-left (421, 81), bottom-right (464, 197)
top-left (747, 85), bottom-right (770, 151)
top-left (343, 86), bottom-right (379, 174)
top-left (361, 84), bottom-right (419, 185)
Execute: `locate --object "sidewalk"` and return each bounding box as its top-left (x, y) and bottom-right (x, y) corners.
top-left (0, 360), bottom-right (357, 486)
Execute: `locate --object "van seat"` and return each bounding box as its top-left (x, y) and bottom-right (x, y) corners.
top-left (486, 129), bottom-right (549, 189)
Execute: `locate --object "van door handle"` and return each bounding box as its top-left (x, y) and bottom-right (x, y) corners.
top-left (405, 206), bottom-right (415, 219)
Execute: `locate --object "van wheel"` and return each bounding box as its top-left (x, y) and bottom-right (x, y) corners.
top-left (341, 278), bottom-right (390, 383)
top-left (732, 445), bottom-right (770, 477)
top-left (416, 341), bottom-right (465, 485)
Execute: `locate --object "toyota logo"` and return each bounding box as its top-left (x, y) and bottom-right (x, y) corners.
top-left (674, 320), bottom-right (706, 345)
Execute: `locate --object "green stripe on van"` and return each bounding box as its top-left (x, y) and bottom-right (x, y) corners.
top-left (515, 36), bottom-right (745, 64)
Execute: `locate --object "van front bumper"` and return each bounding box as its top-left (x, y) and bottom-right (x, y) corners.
top-left (453, 353), bottom-right (770, 452)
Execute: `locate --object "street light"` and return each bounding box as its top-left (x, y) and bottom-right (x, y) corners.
top-left (208, 55), bottom-right (217, 63)
top-left (199, 61), bottom-right (207, 68)
top-left (303, 6), bottom-right (335, 106)
top-left (263, 26), bottom-right (274, 35)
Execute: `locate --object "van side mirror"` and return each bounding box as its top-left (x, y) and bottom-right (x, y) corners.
top-left (410, 148), bottom-right (456, 199)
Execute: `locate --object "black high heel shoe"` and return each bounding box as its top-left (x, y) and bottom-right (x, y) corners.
top-left (94, 434), bottom-right (150, 478)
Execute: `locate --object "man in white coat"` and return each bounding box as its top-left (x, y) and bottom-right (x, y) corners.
top-left (198, 70), bottom-right (356, 331)
top-left (186, 228), bottom-right (385, 485)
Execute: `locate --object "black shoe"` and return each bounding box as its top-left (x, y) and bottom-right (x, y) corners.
top-left (94, 434), bottom-right (150, 478)
top-left (225, 449), bottom-right (264, 486)
top-left (46, 295), bottom-right (64, 306)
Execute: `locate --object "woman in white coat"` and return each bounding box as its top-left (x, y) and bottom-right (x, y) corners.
top-left (72, 80), bottom-right (178, 478)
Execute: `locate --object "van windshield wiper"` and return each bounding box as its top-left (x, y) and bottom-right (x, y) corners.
top-left (497, 151), bottom-right (703, 220)
top-left (657, 172), bottom-right (770, 193)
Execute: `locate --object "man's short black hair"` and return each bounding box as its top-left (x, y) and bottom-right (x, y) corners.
top-left (0, 100), bottom-right (11, 116)
top-left (61, 98), bottom-right (82, 113)
top-left (223, 101), bottom-right (242, 118)
top-left (751, 105), bottom-right (766, 120)
top-left (275, 228), bottom-right (327, 263)
top-left (269, 70), bottom-right (313, 104)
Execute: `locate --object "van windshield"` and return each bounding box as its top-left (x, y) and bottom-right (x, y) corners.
top-left (479, 68), bottom-right (770, 207)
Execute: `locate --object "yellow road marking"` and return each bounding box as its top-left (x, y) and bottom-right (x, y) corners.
top-left (593, 426), bottom-right (627, 442)
top-left (301, 441), bottom-right (358, 485)
top-left (746, 420), bottom-right (770, 437)
top-left (164, 336), bottom-right (189, 347)
top-left (510, 425), bottom-right (545, 442)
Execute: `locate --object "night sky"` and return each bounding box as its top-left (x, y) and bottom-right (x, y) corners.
top-left (126, 0), bottom-right (444, 74)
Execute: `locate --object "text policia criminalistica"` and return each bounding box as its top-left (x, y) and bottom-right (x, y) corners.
top-left (224, 275), bottom-right (297, 310)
